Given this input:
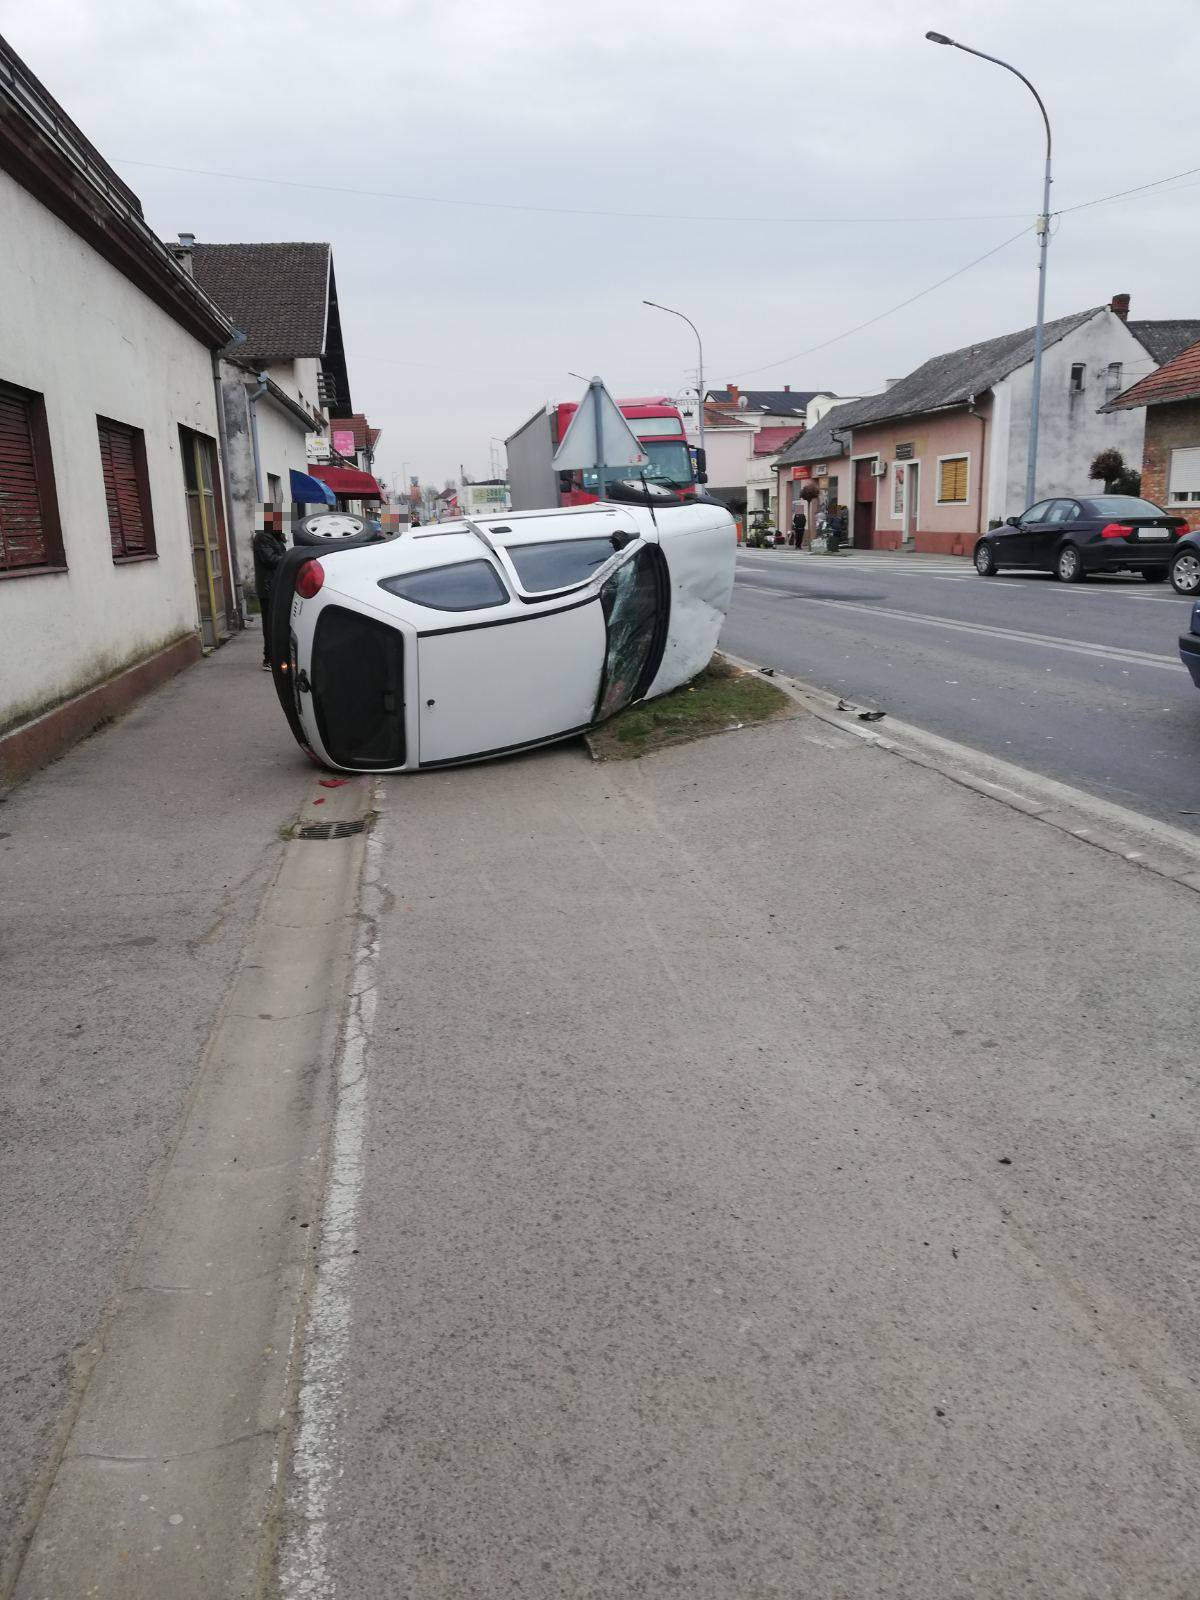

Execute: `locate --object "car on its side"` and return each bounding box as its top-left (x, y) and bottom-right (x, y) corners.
top-left (974, 495), bottom-right (1188, 583)
top-left (268, 496), bottom-right (736, 773)
top-left (1169, 528), bottom-right (1200, 596)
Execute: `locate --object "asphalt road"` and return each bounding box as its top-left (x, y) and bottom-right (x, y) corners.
top-left (721, 547), bottom-right (1200, 828)
top-left (288, 722), bottom-right (1200, 1600)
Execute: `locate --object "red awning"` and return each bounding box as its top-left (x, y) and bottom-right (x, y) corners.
top-left (307, 464), bottom-right (383, 500)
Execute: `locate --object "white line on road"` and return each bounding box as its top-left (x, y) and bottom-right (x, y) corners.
top-left (278, 795), bottom-right (383, 1600)
top-left (733, 584), bottom-right (1181, 670)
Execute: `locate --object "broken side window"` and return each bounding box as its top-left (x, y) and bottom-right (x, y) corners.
top-left (507, 537), bottom-right (616, 593)
top-left (378, 559), bottom-right (508, 611)
top-left (595, 546), bottom-right (668, 721)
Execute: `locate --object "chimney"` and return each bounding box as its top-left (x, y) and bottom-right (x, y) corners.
top-left (174, 232), bottom-right (196, 277)
top-left (783, 384), bottom-right (790, 392)
top-left (884, 377), bottom-right (901, 389)
top-left (1110, 292), bottom-right (1130, 322)
top-left (727, 383), bottom-right (739, 405)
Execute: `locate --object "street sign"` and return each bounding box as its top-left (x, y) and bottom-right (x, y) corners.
top-left (553, 377), bottom-right (648, 475)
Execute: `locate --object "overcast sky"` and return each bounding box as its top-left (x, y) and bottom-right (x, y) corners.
top-left (5, 0), bottom-right (1199, 488)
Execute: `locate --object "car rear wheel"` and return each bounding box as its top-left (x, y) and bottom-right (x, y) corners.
top-left (1142, 567), bottom-right (1168, 583)
top-left (1055, 544), bottom-right (1086, 583)
top-left (1171, 549), bottom-right (1200, 595)
top-left (974, 541), bottom-right (998, 576)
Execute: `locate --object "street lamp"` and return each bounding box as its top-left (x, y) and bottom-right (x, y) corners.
top-left (925, 30), bottom-right (1052, 509)
top-left (642, 300), bottom-right (706, 473)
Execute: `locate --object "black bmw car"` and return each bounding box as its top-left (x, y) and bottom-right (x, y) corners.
top-left (974, 495), bottom-right (1188, 583)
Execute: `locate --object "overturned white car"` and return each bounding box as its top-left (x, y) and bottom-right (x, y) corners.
top-left (267, 497), bottom-right (736, 772)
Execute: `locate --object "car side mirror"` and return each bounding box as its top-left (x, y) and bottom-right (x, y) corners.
top-left (694, 447), bottom-right (707, 485)
top-left (1006, 515), bottom-right (1020, 527)
top-left (558, 470), bottom-right (573, 493)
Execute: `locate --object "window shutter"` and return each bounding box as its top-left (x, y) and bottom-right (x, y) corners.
top-left (939, 457), bottom-right (968, 503)
top-left (98, 420), bottom-right (149, 557)
top-left (0, 389), bottom-right (50, 570)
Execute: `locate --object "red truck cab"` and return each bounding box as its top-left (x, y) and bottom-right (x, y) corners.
top-left (552, 396), bottom-right (699, 505)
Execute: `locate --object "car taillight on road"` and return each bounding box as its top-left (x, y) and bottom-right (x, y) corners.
top-left (295, 559), bottom-right (325, 598)
top-left (1099, 523), bottom-right (1133, 539)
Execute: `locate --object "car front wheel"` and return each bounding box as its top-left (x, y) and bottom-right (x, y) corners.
top-left (1171, 549), bottom-right (1200, 595)
top-left (974, 541), bottom-right (998, 576)
top-left (1056, 544), bottom-right (1086, 583)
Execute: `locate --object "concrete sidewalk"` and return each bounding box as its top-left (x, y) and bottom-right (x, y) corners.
top-left (288, 707), bottom-right (1200, 1599)
top-left (0, 633), bottom-right (315, 1589)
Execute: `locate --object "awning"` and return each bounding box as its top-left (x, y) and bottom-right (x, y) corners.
top-left (290, 468), bottom-right (336, 505)
top-left (307, 463), bottom-right (384, 500)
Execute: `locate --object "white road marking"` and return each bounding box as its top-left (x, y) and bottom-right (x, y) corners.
top-left (732, 585), bottom-right (1181, 670)
top-left (278, 795), bottom-right (383, 1600)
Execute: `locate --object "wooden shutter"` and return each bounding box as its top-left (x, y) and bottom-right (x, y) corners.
top-left (939, 457), bottom-right (968, 503)
top-left (0, 387), bottom-right (50, 570)
top-left (98, 419), bottom-right (151, 558)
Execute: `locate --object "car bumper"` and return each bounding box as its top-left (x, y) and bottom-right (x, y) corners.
top-left (1178, 632), bottom-right (1200, 688)
top-left (1081, 541), bottom-right (1174, 571)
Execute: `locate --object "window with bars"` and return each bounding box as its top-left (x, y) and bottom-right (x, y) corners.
top-left (97, 417), bottom-right (155, 560)
top-left (937, 455), bottom-right (969, 504)
top-left (0, 380), bottom-right (65, 574)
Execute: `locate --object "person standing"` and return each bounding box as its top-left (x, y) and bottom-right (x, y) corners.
top-left (252, 505), bottom-right (286, 671)
top-left (791, 507), bottom-right (807, 550)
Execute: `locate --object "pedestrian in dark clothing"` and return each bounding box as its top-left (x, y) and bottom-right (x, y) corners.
top-left (791, 508), bottom-right (807, 550)
top-left (252, 507), bottom-right (286, 670)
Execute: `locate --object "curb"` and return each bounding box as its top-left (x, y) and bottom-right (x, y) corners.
top-left (723, 651), bottom-right (1200, 897)
top-left (11, 772), bottom-right (374, 1600)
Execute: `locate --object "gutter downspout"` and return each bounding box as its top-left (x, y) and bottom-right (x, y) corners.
top-left (967, 394), bottom-right (988, 546)
top-left (211, 354), bottom-right (247, 626)
top-left (247, 370), bottom-right (269, 501)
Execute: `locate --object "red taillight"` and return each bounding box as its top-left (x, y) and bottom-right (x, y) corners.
top-left (295, 559), bottom-right (325, 599)
top-left (1099, 522), bottom-right (1133, 540)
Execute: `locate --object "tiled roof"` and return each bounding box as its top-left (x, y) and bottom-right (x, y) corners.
top-left (1103, 338), bottom-right (1200, 411)
top-left (701, 403), bottom-right (757, 430)
top-left (845, 308), bottom-right (1101, 429)
top-left (707, 388), bottom-right (830, 415)
top-left (366, 427), bottom-right (382, 450)
top-left (1127, 321), bottom-right (1200, 366)
top-left (753, 426), bottom-right (805, 456)
top-left (188, 242), bottom-right (331, 359)
top-left (774, 404), bottom-right (867, 466)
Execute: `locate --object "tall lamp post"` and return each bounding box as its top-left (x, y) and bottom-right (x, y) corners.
top-left (642, 300), bottom-right (706, 475)
top-left (925, 30), bottom-right (1051, 509)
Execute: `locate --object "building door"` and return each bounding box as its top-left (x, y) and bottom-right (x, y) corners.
top-left (853, 458), bottom-right (876, 548)
top-left (180, 427), bottom-right (232, 648)
top-left (904, 462), bottom-right (920, 545)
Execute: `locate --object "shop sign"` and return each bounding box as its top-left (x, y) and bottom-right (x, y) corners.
top-left (895, 442), bottom-right (914, 460)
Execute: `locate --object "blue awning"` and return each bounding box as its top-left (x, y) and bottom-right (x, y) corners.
top-left (290, 468), bottom-right (337, 505)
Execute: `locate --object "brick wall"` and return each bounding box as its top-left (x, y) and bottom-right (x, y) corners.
top-left (1140, 399), bottom-right (1200, 531)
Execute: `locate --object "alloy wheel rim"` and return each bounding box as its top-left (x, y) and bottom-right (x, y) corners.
top-left (1060, 549), bottom-right (1078, 578)
top-left (1175, 553), bottom-right (1200, 592)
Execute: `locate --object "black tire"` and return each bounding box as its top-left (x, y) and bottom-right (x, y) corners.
top-left (1170, 548), bottom-right (1200, 595)
top-left (1141, 567), bottom-right (1168, 583)
top-left (974, 541), bottom-right (998, 576)
top-left (1055, 543), bottom-right (1087, 583)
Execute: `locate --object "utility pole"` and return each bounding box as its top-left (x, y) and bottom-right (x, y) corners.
top-left (926, 31), bottom-right (1052, 508)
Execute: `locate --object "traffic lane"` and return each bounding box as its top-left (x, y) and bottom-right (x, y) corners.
top-left (721, 582), bottom-right (1200, 827)
top-left (734, 553), bottom-right (1192, 659)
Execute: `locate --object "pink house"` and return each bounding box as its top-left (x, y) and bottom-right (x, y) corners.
top-left (774, 296), bottom-right (1200, 553)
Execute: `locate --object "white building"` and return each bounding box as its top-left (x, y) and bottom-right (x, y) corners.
top-left (0, 36), bottom-right (240, 790)
top-left (177, 241), bottom-right (354, 585)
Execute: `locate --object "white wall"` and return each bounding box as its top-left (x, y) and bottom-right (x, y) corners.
top-left (0, 173), bottom-right (223, 732)
top-left (999, 310), bottom-right (1150, 516)
top-left (685, 423), bottom-right (757, 494)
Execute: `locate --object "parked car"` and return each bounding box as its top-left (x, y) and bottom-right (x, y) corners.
top-left (268, 497), bottom-right (736, 772)
top-left (1169, 528), bottom-right (1200, 596)
top-left (1179, 597), bottom-right (1200, 687)
top-left (973, 495), bottom-right (1188, 582)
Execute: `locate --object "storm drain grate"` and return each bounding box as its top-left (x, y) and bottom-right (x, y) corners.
top-left (296, 819), bottom-right (366, 841)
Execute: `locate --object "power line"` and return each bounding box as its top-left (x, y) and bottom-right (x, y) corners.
top-left (114, 156), bottom-right (1030, 226)
top-left (1054, 161), bottom-right (1200, 216)
top-left (728, 224), bottom-right (1034, 381)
